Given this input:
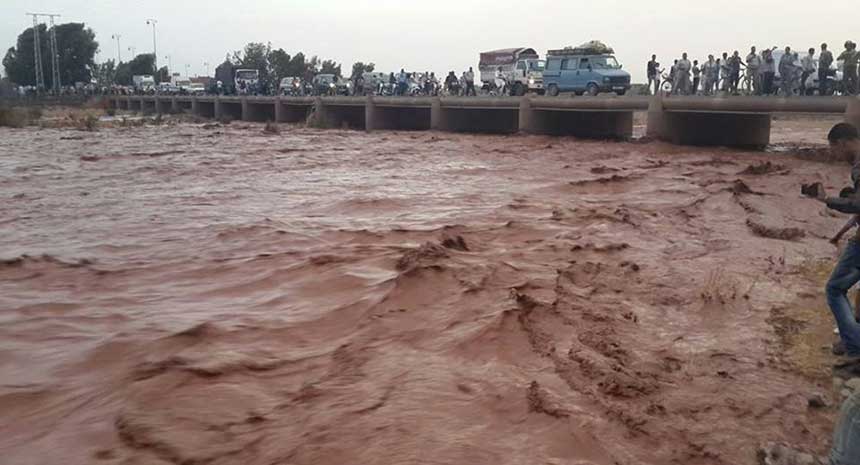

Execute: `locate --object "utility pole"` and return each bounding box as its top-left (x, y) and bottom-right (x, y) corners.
top-left (128, 46), bottom-right (136, 57)
top-left (25, 13), bottom-right (45, 92)
top-left (111, 34), bottom-right (122, 62)
top-left (26, 13), bottom-right (61, 93)
top-left (204, 61), bottom-right (209, 76)
top-left (145, 19), bottom-right (158, 71)
top-left (184, 64), bottom-right (190, 78)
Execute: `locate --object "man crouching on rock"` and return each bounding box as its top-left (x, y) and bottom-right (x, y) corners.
top-left (807, 123), bottom-right (860, 362)
top-left (802, 122), bottom-right (860, 465)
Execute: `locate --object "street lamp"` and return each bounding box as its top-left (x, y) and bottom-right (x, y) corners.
top-left (184, 64), bottom-right (190, 77)
top-left (203, 61), bottom-right (209, 77)
top-left (145, 18), bottom-right (158, 70)
top-left (111, 34), bottom-right (122, 63)
top-left (164, 55), bottom-right (172, 74)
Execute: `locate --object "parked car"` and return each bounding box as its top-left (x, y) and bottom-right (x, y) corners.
top-left (157, 82), bottom-right (180, 94)
top-left (279, 77), bottom-right (303, 96)
top-left (542, 42), bottom-right (631, 96)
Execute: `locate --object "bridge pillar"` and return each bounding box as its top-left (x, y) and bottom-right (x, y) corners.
top-left (430, 98), bottom-right (444, 131)
top-left (365, 96), bottom-right (377, 131)
top-left (275, 97), bottom-right (284, 122)
top-left (518, 97), bottom-right (534, 133)
top-left (241, 98), bottom-right (250, 121)
top-left (645, 96), bottom-right (666, 140)
top-left (155, 97), bottom-right (165, 115)
top-left (171, 97), bottom-right (180, 113)
top-left (192, 97), bottom-right (200, 116)
top-left (214, 98), bottom-right (223, 120)
top-left (646, 96), bottom-right (770, 149)
top-left (846, 98), bottom-right (860, 129)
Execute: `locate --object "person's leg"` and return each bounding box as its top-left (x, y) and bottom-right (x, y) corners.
top-left (827, 241), bottom-right (860, 354)
top-left (831, 390), bottom-right (860, 465)
top-left (820, 69), bottom-right (829, 95)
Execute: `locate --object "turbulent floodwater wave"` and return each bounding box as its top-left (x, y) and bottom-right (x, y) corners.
top-left (0, 120), bottom-right (849, 464)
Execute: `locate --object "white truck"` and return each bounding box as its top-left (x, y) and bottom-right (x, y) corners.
top-left (234, 69), bottom-right (260, 95)
top-left (132, 75), bottom-right (156, 94)
top-left (479, 48), bottom-right (545, 96)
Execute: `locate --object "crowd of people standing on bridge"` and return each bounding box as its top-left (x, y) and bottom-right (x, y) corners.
top-left (647, 41), bottom-right (859, 97)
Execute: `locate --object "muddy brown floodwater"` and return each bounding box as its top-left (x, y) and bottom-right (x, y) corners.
top-left (0, 116), bottom-right (851, 465)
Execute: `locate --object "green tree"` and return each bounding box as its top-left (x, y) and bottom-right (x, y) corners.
top-left (268, 48), bottom-right (291, 80)
top-left (350, 62), bottom-right (375, 79)
top-left (320, 59), bottom-right (341, 77)
top-left (127, 53), bottom-right (156, 78)
top-left (2, 22), bottom-right (97, 87)
top-left (114, 61), bottom-right (132, 85)
top-left (92, 59), bottom-right (116, 86)
top-left (215, 57), bottom-right (234, 88)
top-left (234, 42), bottom-right (271, 87)
top-left (287, 52), bottom-right (306, 78)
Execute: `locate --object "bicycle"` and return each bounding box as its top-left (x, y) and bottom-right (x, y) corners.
top-left (660, 71), bottom-right (674, 94)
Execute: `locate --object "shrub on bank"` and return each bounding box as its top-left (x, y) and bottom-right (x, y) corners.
top-left (0, 106), bottom-right (30, 127)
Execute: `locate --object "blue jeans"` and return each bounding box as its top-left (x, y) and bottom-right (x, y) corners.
top-left (832, 391), bottom-right (860, 465)
top-left (827, 240), bottom-right (860, 355)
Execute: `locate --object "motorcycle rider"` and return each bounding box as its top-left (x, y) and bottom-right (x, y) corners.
top-left (494, 67), bottom-right (507, 96)
top-left (820, 43), bottom-right (834, 96)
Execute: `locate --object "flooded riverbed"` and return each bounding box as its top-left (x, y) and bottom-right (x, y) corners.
top-left (0, 118), bottom-right (849, 464)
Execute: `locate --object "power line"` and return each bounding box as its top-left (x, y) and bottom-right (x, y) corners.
top-left (47, 15), bottom-right (61, 93)
top-left (25, 13), bottom-right (44, 91)
top-left (26, 12), bottom-right (61, 93)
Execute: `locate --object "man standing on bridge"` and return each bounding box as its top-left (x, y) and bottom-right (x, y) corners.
top-left (801, 48), bottom-right (816, 95)
top-left (647, 55), bottom-right (661, 95)
top-left (702, 55), bottom-right (717, 96)
top-left (820, 43), bottom-right (834, 96)
top-left (839, 41), bottom-right (859, 96)
top-left (673, 53), bottom-right (691, 95)
top-left (728, 51), bottom-right (743, 94)
top-left (464, 67), bottom-right (476, 96)
top-left (746, 46), bottom-right (762, 95)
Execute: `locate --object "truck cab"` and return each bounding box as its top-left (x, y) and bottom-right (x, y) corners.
top-left (543, 46), bottom-right (631, 96)
top-left (479, 48), bottom-right (545, 96)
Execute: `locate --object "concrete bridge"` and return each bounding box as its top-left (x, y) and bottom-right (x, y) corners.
top-left (108, 94), bottom-right (860, 149)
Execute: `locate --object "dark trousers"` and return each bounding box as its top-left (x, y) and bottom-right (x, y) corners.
top-left (820, 68), bottom-right (830, 95)
top-left (763, 72), bottom-right (775, 95)
top-left (466, 82), bottom-right (475, 96)
top-left (846, 66), bottom-right (859, 96)
top-left (692, 77), bottom-right (700, 94)
top-left (801, 71), bottom-right (812, 95)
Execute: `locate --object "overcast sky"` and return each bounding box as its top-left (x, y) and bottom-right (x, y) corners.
top-left (2, 0), bottom-right (857, 82)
